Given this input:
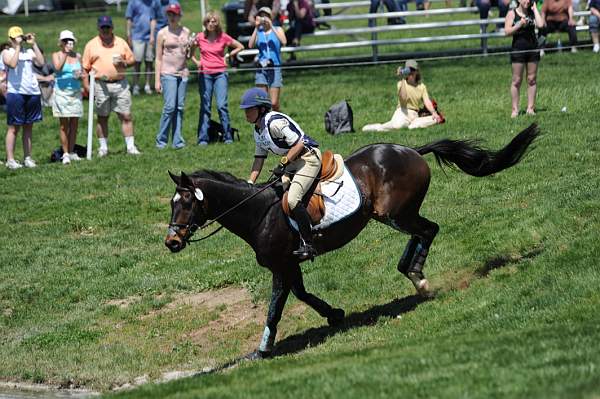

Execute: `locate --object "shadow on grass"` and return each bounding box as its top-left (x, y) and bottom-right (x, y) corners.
top-left (476, 245), bottom-right (544, 277)
top-left (273, 294), bottom-right (428, 357)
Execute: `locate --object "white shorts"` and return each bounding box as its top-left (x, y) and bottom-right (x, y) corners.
top-left (132, 40), bottom-right (154, 63)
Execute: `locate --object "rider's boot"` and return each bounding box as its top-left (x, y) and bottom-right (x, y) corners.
top-left (291, 205), bottom-right (317, 260)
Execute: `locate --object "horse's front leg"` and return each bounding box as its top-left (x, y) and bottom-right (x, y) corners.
top-left (288, 264), bottom-right (345, 326)
top-left (255, 271), bottom-right (290, 358)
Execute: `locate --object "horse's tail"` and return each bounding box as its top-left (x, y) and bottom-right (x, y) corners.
top-left (413, 123), bottom-right (540, 177)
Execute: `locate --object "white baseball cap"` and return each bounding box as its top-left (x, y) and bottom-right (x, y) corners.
top-left (59, 30), bottom-right (76, 42)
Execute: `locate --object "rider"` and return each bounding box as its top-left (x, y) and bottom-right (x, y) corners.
top-left (240, 87), bottom-right (321, 260)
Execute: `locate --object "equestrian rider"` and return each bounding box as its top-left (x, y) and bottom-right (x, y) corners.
top-left (240, 87), bottom-right (321, 260)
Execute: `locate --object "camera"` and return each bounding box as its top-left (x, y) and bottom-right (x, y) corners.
top-left (399, 66), bottom-right (411, 77)
top-left (259, 16), bottom-right (266, 23)
top-left (256, 58), bottom-right (274, 68)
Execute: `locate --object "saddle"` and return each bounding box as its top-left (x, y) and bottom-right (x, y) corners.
top-left (281, 150), bottom-right (345, 225)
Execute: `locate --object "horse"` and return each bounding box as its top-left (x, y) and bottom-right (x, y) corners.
top-left (165, 123), bottom-right (540, 358)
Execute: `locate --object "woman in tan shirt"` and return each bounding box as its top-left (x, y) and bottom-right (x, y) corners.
top-left (362, 60), bottom-right (442, 132)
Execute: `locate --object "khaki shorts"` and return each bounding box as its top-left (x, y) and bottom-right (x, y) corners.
top-left (94, 80), bottom-right (132, 117)
top-left (52, 87), bottom-right (83, 118)
top-left (132, 40), bottom-right (154, 63)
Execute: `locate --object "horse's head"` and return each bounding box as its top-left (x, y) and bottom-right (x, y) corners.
top-left (165, 171), bottom-right (208, 253)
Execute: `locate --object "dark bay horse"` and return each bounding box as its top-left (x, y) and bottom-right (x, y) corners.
top-left (165, 124), bottom-right (539, 358)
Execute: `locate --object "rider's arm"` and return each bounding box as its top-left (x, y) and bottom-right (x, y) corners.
top-left (269, 118), bottom-right (303, 164)
top-left (249, 156), bottom-right (265, 183)
top-left (283, 140), bottom-right (306, 165)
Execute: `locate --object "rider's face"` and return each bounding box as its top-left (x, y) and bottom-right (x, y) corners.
top-left (245, 107), bottom-right (259, 123)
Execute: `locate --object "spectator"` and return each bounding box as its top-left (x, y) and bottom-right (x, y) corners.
top-left (155, 0), bottom-right (179, 33)
top-left (0, 42), bottom-right (8, 105)
top-left (248, 7), bottom-right (286, 111)
top-left (362, 60), bottom-right (442, 132)
top-left (52, 30), bottom-right (83, 165)
top-left (2, 26), bottom-right (44, 170)
top-left (126, 0), bottom-right (160, 95)
top-left (588, 0), bottom-right (600, 52)
top-left (539, 0), bottom-right (578, 52)
top-left (505, 0), bottom-right (544, 117)
top-left (286, 0), bottom-right (316, 60)
top-left (369, 0), bottom-right (402, 27)
top-left (32, 47), bottom-right (55, 107)
top-left (245, 0), bottom-right (282, 26)
top-left (477, 0), bottom-right (510, 33)
top-left (82, 16), bottom-right (141, 157)
top-left (155, 3), bottom-right (192, 149)
top-left (193, 10), bottom-right (244, 145)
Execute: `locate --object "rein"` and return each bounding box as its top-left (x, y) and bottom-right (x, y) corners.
top-left (170, 175), bottom-right (281, 244)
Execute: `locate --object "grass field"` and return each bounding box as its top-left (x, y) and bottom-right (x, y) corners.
top-left (1, 3), bottom-right (600, 398)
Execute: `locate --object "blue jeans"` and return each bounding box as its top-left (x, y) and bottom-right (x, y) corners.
top-left (156, 74), bottom-right (187, 148)
top-left (197, 72), bottom-right (231, 143)
top-left (476, 0), bottom-right (508, 29)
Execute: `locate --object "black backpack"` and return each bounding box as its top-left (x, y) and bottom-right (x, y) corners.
top-left (324, 100), bottom-right (354, 135)
top-left (208, 120), bottom-right (240, 143)
top-left (50, 144), bottom-right (87, 162)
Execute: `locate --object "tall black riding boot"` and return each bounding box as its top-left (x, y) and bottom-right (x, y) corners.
top-left (291, 205), bottom-right (317, 260)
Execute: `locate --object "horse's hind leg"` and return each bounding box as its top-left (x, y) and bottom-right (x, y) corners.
top-left (395, 215), bottom-right (439, 296)
top-left (288, 264), bottom-right (345, 326)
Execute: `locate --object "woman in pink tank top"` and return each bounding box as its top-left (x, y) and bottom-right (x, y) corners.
top-left (192, 11), bottom-right (244, 145)
top-left (154, 3), bottom-right (193, 149)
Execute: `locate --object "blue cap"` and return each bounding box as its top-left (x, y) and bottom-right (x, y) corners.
top-left (240, 88), bottom-right (271, 109)
top-left (97, 15), bottom-right (113, 28)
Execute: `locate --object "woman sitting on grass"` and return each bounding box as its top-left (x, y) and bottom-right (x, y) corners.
top-left (362, 59), bottom-right (443, 132)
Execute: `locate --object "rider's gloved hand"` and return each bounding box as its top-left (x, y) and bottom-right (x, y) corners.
top-left (272, 163), bottom-right (286, 177)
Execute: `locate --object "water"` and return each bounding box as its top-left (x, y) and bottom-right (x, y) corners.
top-left (0, 387), bottom-right (96, 399)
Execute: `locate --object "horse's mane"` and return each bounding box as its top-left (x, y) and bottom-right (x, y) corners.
top-left (189, 169), bottom-right (276, 197)
top-left (190, 169), bottom-right (243, 184)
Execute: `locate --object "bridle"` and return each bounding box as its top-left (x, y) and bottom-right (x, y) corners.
top-left (168, 177), bottom-right (281, 244)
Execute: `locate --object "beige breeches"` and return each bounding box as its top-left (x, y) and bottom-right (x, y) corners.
top-left (362, 107), bottom-right (437, 132)
top-left (285, 147), bottom-right (322, 210)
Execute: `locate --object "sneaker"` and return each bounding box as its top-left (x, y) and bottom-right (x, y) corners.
top-left (594, 44), bottom-right (600, 53)
top-left (69, 152), bottom-right (82, 161)
top-left (132, 85), bottom-right (140, 96)
top-left (6, 159), bottom-right (22, 169)
top-left (144, 85), bottom-right (152, 95)
top-left (23, 157), bottom-right (36, 168)
top-left (198, 141), bottom-right (208, 146)
top-left (224, 139), bottom-right (233, 145)
top-left (98, 147), bottom-right (108, 157)
top-left (127, 146), bottom-right (141, 155)
top-left (62, 152), bottom-right (71, 165)
top-left (571, 47), bottom-right (578, 53)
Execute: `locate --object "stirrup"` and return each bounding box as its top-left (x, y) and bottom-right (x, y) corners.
top-left (293, 244), bottom-right (317, 260)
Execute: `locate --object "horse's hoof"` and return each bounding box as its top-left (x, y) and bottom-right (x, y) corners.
top-left (244, 350), bottom-right (271, 361)
top-left (415, 279), bottom-right (432, 298)
top-left (327, 308), bottom-right (345, 327)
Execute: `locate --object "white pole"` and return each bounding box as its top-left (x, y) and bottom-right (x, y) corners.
top-left (86, 72), bottom-right (96, 161)
top-left (24, 0), bottom-right (28, 16)
top-left (200, 0), bottom-right (206, 19)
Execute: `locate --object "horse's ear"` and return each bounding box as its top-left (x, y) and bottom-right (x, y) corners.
top-left (168, 170), bottom-right (180, 185)
top-left (180, 171), bottom-right (194, 188)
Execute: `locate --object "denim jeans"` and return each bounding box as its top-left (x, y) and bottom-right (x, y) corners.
top-left (197, 72), bottom-right (232, 143)
top-left (476, 0), bottom-right (508, 30)
top-left (156, 74), bottom-right (187, 148)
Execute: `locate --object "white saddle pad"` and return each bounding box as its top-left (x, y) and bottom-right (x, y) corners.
top-left (288, 165), bottom-right (362, 231)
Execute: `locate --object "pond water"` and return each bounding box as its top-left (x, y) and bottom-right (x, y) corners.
top-left (0, 387), bottom-right (96, 399)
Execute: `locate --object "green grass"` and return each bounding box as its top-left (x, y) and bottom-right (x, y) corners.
top-left (1, 4), bottom-right (600, 398)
